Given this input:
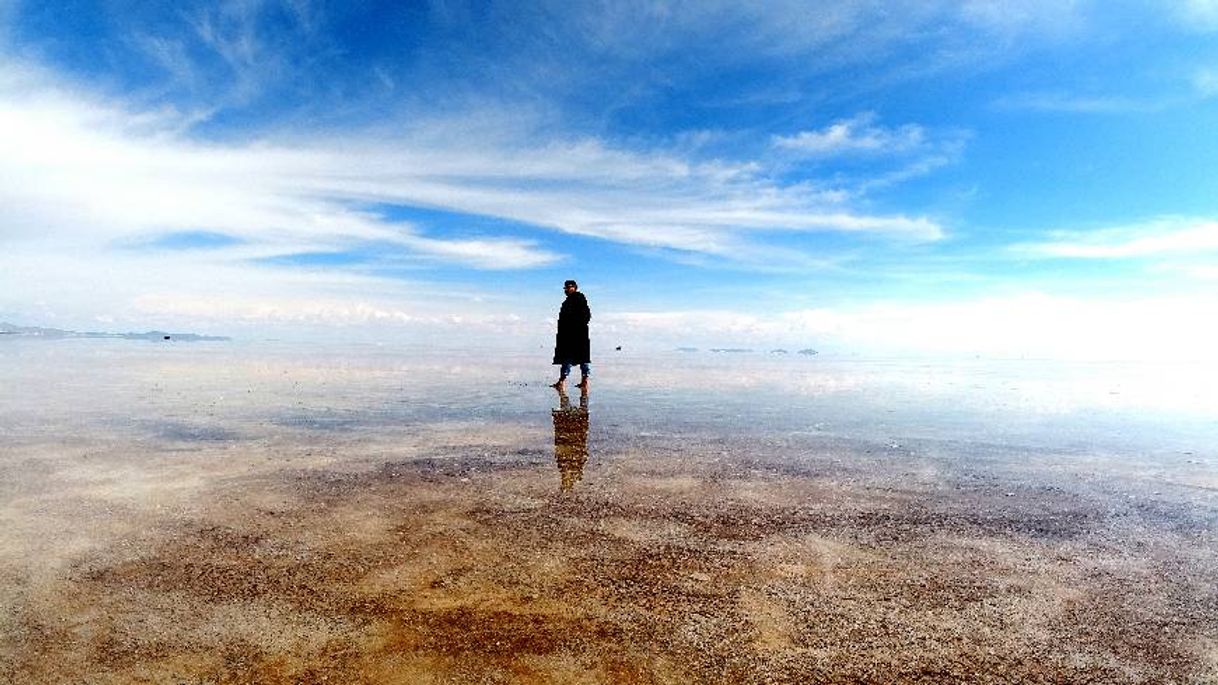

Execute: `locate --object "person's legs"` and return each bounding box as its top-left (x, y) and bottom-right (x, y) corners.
top-left (551, 363), bottom-right (572, 389)
top-left (576, 362), bottom-right (590, 388)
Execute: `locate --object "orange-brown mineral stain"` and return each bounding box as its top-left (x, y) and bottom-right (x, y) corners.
top-left (4, 428), bottom-right (1217, 684)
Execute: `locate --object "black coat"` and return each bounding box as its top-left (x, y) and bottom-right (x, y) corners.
top-left (552, 291), bottom-right (591, 364)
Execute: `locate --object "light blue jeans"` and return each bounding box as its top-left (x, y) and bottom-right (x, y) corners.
top-left (560, 362), bottom-right (591, 379)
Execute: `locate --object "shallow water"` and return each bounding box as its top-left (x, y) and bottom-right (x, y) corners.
top-left (1, 339), bottom-right (1216, 683)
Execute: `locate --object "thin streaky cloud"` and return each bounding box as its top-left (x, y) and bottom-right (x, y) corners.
top-left (1177, 0), bottom-right (1218, 30)
top-left (992, 91), bottom-right (1157, 114)
top-left (61, 0), bottom-right (1106, 138)
top-left (772, 112), bottom-right (927, 156)
top-left (567, 1), bottom-right (1095, 69)
top-left (1194, 68), bottom-right (1218, 98)
top-left (135, 35), bottom-right (201, 89)
top-left (1014, 218), bottom-right (1218, 259)
top-left (395, 235), bottom-right (560, 270)
top-left (0, 63), bottom-right (943, 268)
top-left (1, 245), bottom-right (540, 333)
top-left (1183, 265), bottom-right (1218, 280)
top-left (606, 291), bottom-right (1218, 361)
top-left (5, 1), bottom-right (1217, 362)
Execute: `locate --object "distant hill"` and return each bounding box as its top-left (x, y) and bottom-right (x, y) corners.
top-left (0, 322), bottom-right (229, 342)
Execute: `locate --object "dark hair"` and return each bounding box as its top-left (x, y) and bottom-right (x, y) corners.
top-left (564, 280), bottom-right (578, 288)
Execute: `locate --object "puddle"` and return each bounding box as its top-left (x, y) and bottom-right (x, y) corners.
top-left (1, 341), bottom-right (1216, 682)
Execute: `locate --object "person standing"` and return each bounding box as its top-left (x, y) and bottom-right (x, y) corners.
top-left (551, 279), bottom-right (591, 390)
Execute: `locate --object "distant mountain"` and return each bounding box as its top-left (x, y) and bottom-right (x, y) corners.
top-left (0, 322), bottom-right (229, 342)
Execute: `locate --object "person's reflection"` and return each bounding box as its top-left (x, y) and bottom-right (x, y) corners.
top-left (552, 385), bottom-right (589, 492)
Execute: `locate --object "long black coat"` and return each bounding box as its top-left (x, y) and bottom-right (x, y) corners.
top-left (552, 291), bottom-right (591, 365)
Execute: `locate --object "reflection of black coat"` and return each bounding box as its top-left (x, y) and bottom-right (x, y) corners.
top-left (553, 403), bottom-right (589, 492)
top-left (552, 292), bottom-right (591, 365)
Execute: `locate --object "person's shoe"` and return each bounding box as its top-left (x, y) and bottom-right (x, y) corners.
top-left (550, 379), bottom-right (566, 390)
top-left (576, 376), bottom-right (589, 390)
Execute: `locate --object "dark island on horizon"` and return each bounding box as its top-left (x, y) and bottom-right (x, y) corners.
top-left (0, 322), bottom-right (229, 342)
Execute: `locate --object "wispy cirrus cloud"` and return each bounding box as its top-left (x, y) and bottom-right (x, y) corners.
top-left (607, 291), bottom-right (1218, 361)
top-left (17, 0), bottom-right (1205, 349)
top-left (562, 1), bottom-right (1095, 71)
top-left (992, 91), bottom-right (1156, 114)
top-left (771, 112), bottom-right (968, 195)
top-left (0, 242), bottom-right (548, 343)
top-left (1175, 0), bottom-right (1218, 31)
top-left (0, 55), bottom-right (945, 332)
top-left (1014, 217), bottom-right (1218, 259)
top-left (1194, 68), bottom-right (1218, 98)
top-left (1182, 264), bottom-right (1218, 280)
top-left (772, 112), bottom-right (928, 157)
top-left (0, 61), bottom-right (943, 262)
top-left (958, 0), bottom-right (1088, 38)
top-left (17, 0), bottom-right (1108, 139)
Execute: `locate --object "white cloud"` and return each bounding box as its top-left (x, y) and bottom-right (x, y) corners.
top-left (133, 294), bottom-right (419, 325)
top-left (1015, 217), bottom-right (1218, 258)
top-left (395, 235), bottom-right (559, 269)
top-left (0, 59), bottom-right (950, 334)
top-left (959, 0), bottom-right (1087, 38)
top-left (0, 244), bottom-right (550, 342)
top-left (1194, 67), bottom-right (1218, 98)
top-left (130, 292), bottom-right (532, 334)
top-left (1183, 264), bottom-right (1218, 280)
top-left (187, 0), bottom-right (302, 104)
top-left (9, 245), bottom-right (1215, 361)
top-left (1176, 0), bottom-right (1218, 30)
top-left (773, 112), bottom-right (928, 156)
top-left (0, 61), bottom-right (943, 263)
top-left (607, 292), bottom-right (1218, 362)
top-left (574, 1), bottom-right (1094, 70)
top-left (992, 91), bottom-right (1151, 113)
top-left (0, 69), bottom-right (555, 269)
top-left (770, 113), bottom-right (967, 197)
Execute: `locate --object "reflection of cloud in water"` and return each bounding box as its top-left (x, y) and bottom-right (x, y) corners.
top-left (603, 353), bottom-right (1218, 419)
top-left (1, 341), bottom-right (1217, 682)
top-left (144, 420), bottom-right (243, 443)
top-left (605, 356), bottom-right (862, 396)
top-left (270, 410), bottom-right (371, 432)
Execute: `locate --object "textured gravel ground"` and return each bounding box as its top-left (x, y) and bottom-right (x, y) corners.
top-left (2, 343), bottom-right (1216, 683)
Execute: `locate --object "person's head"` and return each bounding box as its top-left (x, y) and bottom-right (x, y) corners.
top-left (563, 279), bottom-right (578, 294)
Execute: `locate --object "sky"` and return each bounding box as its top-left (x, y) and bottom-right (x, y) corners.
top-left (2, 0), bottom-right (1218, 358)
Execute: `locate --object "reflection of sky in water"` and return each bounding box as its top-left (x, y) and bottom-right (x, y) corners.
top-left (597, 354), bottom-right (1218, 455)
top-left (4, 339), bottom-right (1216, 685)
top-left (1, 338), bottom-right (1215, 458)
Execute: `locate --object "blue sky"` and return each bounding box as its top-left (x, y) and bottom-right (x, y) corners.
top-left (2, 1), bottom-right (1217, 357)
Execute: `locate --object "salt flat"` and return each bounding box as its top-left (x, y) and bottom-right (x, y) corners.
top-left (1, 340), bottom-right (1215, 683)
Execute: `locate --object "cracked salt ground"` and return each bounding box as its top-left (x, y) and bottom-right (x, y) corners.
top-left (1, 341), bottom-right (1216, 683)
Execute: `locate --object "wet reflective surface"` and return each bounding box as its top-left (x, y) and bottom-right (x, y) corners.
top-left (553, 387), bottom-right (590, 493)
top-left (1, 340), bottom-right (1216, 683)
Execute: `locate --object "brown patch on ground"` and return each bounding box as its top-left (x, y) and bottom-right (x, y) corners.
top-left (2, 429), bottom-right (1217, 683)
